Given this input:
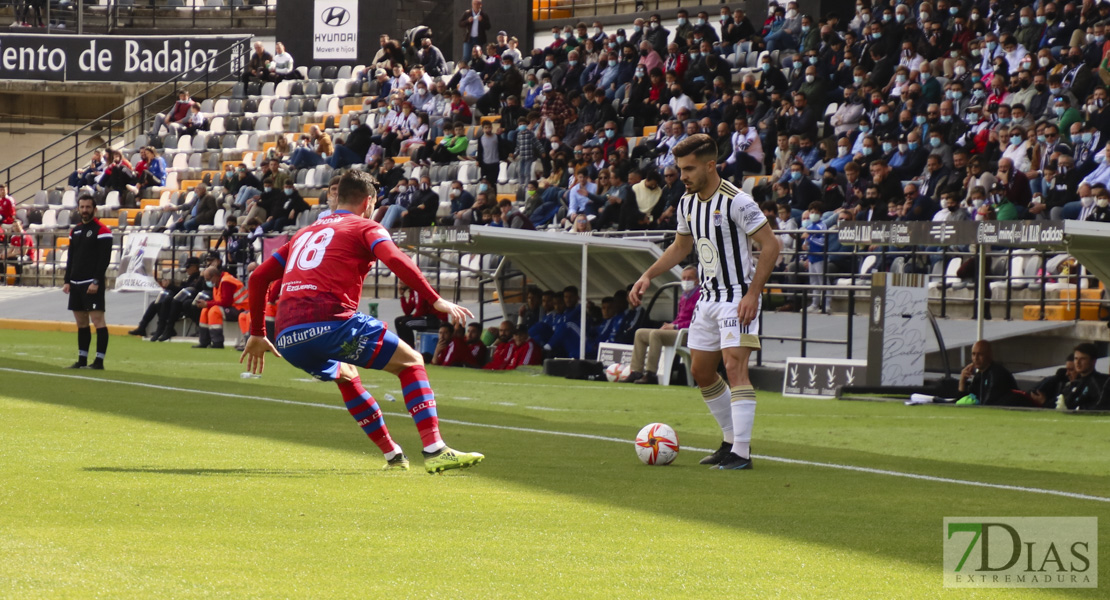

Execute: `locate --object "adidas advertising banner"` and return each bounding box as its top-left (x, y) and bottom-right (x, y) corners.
top-left (836, 220), bottom-right (1067, 248)
top-left (115, 232), bottom-right (169, 292)
top-left (782, 358), bottom-right (868, 399)
top-left (0, 34), bottom-right (246, 82)
top-left (313, 0), bottom-right (358, 60)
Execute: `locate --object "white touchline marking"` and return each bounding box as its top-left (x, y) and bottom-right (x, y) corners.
top-left (3, 367), bottom-right (1108, 504)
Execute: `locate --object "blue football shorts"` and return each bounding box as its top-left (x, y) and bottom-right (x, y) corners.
top-left (275, 312), bottom-right (400, 381)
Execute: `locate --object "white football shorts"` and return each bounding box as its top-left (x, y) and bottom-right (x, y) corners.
top-left (687, 299), bottom-right (762, 352)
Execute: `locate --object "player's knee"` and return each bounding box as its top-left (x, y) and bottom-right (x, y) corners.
top-left (383, 343), bottom-right (423, 374)
top-left (691, 364), bottom-right (718, 387)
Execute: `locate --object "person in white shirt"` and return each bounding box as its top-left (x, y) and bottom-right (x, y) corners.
top-left (1000, 127), bottom-right (1031, 173)
top-left (389, 64), bottom-right (410, 91)
top-left (668, 84), bottom-right (695, 117)
top-left (1001, 36), bottom-right (1028, 75)
top-left (721, 115), bottom-right (763, 180)
top-left (269, 42), bottom-right (296, 82)
top-left (1080, 147), bottom-right (1110, 188)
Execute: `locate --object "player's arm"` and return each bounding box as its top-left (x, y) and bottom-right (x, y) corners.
top-left (739, 223), bottom-right (781, 325)
top-left (240, 252), bottom-right (285, 374)
top-left (372, 237), bottom-right (474, 324)
top-left (630, 232), bottom-right (693, 307)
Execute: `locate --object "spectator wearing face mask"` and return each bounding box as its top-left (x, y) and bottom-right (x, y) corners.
top-left (1086, 187), bottom-right (1110, 223)
top-left (259, 181), bottom-right (308, 233)
top-left (800, 201), bottom-right (830, 312)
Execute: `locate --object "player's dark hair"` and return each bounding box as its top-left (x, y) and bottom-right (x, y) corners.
top-left (337, 170), bottom-right (376, 207)
top-left (77, 194), bottom-right (96, 206)
top-left (672, 133), bottom-right (716, 161)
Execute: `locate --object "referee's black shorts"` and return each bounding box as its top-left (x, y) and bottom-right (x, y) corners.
top-left (68, 282), bottom-right (106, 312)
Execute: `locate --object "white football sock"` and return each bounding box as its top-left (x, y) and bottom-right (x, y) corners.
top-left (730, 385), bottom-right (757, 458)
top-left (700, 376), bottom-right (733, 444)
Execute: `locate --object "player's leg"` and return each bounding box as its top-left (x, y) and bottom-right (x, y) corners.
top-left (379, 334), bottom-right (484, 473)
top-left (88, 310), bottom-right (108, 369)
top-left (690, 348), bottom-right (734, 464)
top-left (722, 346), bottom-right (756, 462)
top-left (69, 309), bottom-right (91, 368)
top-left (274, 322), bottom-right (406, 468)
top-left (716, 302), bottom-right (762, 470)
top-left (332, 362), bottom-right (408, 470)
top-left (687, 302), bottom-right (735, 464)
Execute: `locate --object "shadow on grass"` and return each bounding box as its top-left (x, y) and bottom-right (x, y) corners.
top-left (82, 467), bottom-right (367, 478)
top-left (4, 355), bottom-right (1108, 595)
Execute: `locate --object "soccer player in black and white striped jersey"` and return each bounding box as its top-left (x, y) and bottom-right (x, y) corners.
top-left (630, 134), bottom-right (780, 471)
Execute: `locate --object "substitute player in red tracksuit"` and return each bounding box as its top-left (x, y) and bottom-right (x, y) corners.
top-left (240, 171), bottom-right (483, 474)
top-left (484, 329), bottom-right (542, 370)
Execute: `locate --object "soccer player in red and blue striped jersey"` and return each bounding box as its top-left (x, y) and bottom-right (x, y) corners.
top-left (240, 171), bottom-right (483, 474)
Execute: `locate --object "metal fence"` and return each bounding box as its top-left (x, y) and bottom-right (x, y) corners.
top-left (533, 0), bottom-right (721, 21)
top-left (3, 1), bottom-right (277, 32)
top-left (5, 226), bottom-right (1105, 334)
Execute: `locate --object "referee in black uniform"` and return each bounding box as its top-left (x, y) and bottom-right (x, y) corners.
top-left (63, 195), bottom-right (113, 369)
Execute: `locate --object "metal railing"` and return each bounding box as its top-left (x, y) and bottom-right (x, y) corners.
top-left (5, 37), bottom-right (249, 205)
top-left (533, 0), bottom-right (718, 20)
top-left (3, 226), bottom-right (1105, 355)
top-left (0, 228), bottom-right (523, 323)
top-left (3, 1), bottom-right (276, 32)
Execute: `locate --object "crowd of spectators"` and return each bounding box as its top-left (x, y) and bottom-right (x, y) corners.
top-left (340, 0), bottom-right (1110, 233)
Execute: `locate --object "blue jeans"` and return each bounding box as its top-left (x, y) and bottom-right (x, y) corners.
top-left (290, 148), bottom-right (325, 170)
top-left (463, 38), bottom-right (480, 65)
top-left (327, 145), bottom-right (362, 169)
top-left (379, 204), bottom-right (405, 229)
top-left (764, 30), bottom-right (795, 52)
top-left (234, 186), bottom-right (260, 208)
top-left (1055, 200), bottom-right (1082, 220)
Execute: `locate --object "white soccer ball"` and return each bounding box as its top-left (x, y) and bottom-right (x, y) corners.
top-left (635, 423), bottom-right (680, 465)
top-left (605, 363), bottom-right (631, 382)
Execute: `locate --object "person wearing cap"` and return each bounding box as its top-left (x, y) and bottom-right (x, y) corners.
top-left (128, 257), bottom-right (202, 339)
top-left (418, 37), bottom-right (447, 77)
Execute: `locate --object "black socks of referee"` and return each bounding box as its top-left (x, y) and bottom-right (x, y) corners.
top-left (76, 326), bottom-right (91, 366)
top-left (95, 327), bottom-right (108, 365)
top-left (75, 326), bottom-right (108, 368)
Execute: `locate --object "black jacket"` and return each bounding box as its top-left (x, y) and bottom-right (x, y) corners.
top-left (65, 219), bottom-right (113, 286)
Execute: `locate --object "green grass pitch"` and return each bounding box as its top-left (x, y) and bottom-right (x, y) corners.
top-left (0, 329), bottom-right (1107, 599)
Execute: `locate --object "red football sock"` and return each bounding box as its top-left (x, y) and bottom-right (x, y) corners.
top-left (337, 376), bottom-right (398, 456)
top-left (398, 365), bottom-right (444, 452)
